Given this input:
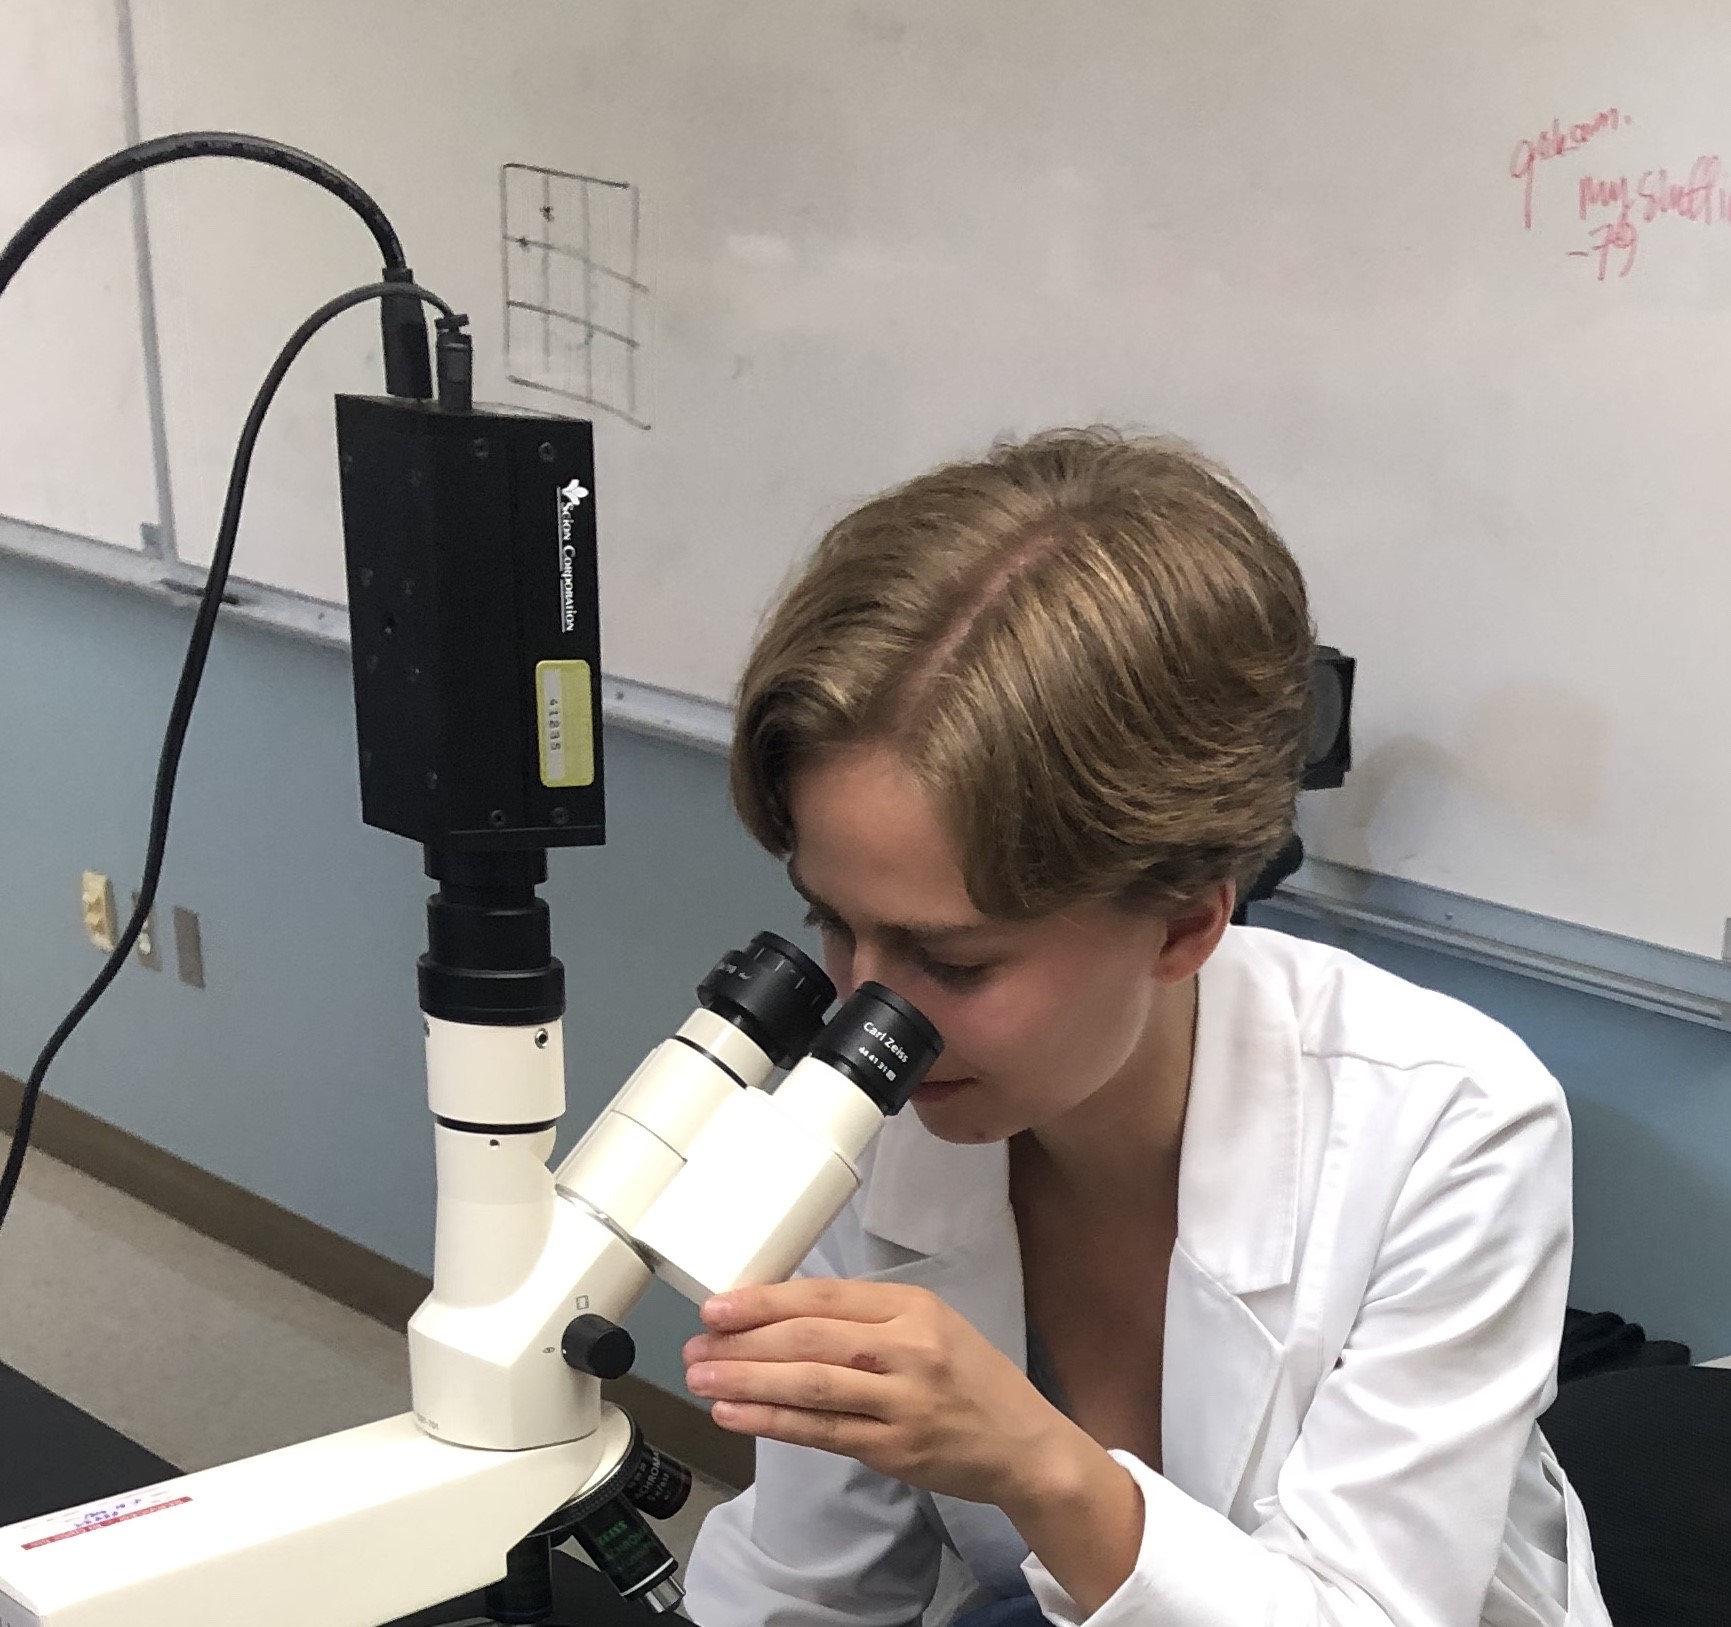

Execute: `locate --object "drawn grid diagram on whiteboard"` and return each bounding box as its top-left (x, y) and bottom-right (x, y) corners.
top-left (13, 0), bottom-right (1731, 962)
top-left (501, 164), bottom-right (648, 430)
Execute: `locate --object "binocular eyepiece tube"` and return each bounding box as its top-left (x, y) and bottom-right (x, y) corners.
top-left (555, 932), bottom-right (943, 1302)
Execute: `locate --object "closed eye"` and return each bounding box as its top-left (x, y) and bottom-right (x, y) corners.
top-left (804, 905), bottom-right (992, 991)
top-left (918, 956), bottom-right (992, 991)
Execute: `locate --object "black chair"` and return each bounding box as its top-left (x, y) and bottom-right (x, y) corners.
top-left (1540, 1365), bottom-right (1731, 1627)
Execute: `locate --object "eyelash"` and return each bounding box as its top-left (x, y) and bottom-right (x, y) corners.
top-left (802, 906), bottom-right (992, 991)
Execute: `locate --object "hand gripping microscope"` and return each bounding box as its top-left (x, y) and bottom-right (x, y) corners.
top-left (0, 236), bottom-right (943, 1626)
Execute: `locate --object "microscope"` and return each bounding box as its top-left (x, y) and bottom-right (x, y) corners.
top-left (0, 137), bottom-right (944, 1627)
top-left (0, 912), bottom-right (939, 1626)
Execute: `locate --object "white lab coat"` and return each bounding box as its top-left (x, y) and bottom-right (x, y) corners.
top-left (683, 926), bottom-right (1612, 1627)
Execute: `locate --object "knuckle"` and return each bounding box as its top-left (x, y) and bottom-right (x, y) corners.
top-left (909, 1330), bottom-right (947, 1372)
top-left (794, 1317), bottom-right (832, 1360)
top-left (803, 1366), bottom-right (837, 1409)
top-left (706, 1335), bottom-right (745, 1366)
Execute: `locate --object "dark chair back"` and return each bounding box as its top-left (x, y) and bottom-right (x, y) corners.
top-left (1541, 1365), bottom-right (1731, 1627)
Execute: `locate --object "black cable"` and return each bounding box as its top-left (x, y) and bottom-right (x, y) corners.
top-left (0, 277), bottom-right (459, 1240)
top-left (0, 131), bottom-right (433, 398)
top-left (0, 133), bottom-right (404, 289)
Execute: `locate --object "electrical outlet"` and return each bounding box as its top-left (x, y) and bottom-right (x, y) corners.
top-left (132, 891), bottom-right (161, 971)
top-left (80, 871), bottom-right (117, 952)
top-left (173, 906), bottom-right (205, 989)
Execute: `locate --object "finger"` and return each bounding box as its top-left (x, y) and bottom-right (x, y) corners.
top-left (686, 1358), bottom-right (891, 1419)
top-left (687, 1317), bottom-right (898, 1373)
top-left (707, 1399), bottom-right (887, 1459)
top-left (702, 1278), bottom-right (919, 1332)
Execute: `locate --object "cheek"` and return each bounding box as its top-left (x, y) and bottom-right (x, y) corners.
top-left (952, 965), bottom-right (1149, 1095)
top-left (914, 982), bottom-right (1020, 1074)
top-left (926, 981), bottom-right (1057, 1077)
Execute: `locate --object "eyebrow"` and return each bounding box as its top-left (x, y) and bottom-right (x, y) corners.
top-left (786, 865), bottom-right (992, 947)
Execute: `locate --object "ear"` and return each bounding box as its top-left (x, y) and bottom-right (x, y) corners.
top-left (1152, 881), bottom-right (1235, 984)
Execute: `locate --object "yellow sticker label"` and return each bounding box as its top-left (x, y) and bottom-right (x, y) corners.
top-left (536, 660), bottom-right (595, 787)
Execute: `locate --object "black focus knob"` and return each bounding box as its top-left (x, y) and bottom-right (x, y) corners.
top-left (562, 1313), bottom-right (636, 1380)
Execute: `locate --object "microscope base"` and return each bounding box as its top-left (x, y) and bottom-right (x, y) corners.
top-left (0, 1411), bottom-right (620, 1627)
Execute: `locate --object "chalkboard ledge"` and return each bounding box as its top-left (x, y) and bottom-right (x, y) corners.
top-left (1259, 859), bottom-right (1731, 1032)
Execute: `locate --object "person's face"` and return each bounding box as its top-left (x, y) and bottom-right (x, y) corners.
top-left (786, 744), bottom-right (1221, 1146)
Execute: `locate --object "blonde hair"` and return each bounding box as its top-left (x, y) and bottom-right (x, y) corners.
top-left (731, 428), bottom-right (1314, 918)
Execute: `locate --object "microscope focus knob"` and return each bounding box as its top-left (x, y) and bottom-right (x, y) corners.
top-left (562, 1313), bottom-right (636, 1380)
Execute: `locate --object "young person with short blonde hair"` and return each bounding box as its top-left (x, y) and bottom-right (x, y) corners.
top-left (683, 430), bottom-right (1609, 1627)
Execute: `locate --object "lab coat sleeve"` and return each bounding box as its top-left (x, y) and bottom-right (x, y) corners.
top-left (681, 1229), bottom-right (944, 1627)
top-left (1022, 1066), bottom-right (1574, 1627)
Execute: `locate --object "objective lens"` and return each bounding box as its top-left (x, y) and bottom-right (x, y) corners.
top-left (626, 1440), bottom-right (693, 1520)
top-left (698, 931), bottom-right (834, 1067)
top-left (567, 1492), bottom-right (678, 1601)
top-left (806, 982), bottom-right (943, 1114)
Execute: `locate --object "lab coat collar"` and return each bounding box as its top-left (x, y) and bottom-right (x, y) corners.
top-left (1175, 925), bottom-right (1303, 1294)
top-left (859, 926), bottom-right (1303, 1295)
top-left (859, 1118), bottom-right (1011, 1259)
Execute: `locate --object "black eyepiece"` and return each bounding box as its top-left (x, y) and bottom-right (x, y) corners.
top-left (698, 931), bottom-right (835, 1068)
top-left (807, 982), bottom-right (943, 1114)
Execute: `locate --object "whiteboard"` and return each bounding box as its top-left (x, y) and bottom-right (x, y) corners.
top-left (123, 0), bottom-right (1731, 957)
top-left (0, 0), bottom-right (158, 550)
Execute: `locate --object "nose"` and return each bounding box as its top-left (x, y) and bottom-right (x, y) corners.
top-left (831, 940), bottom-right (901, 1006)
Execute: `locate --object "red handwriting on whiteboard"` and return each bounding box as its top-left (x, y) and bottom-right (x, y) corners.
top-left (1571, 156), bottom-right (1731, 279)
top-left (1572, 219), bottom-right (1640, 281)
top-left (1510, 108), bottom-right (1626, 228)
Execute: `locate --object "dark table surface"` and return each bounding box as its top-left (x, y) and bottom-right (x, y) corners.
top-left (0, 1361), bottom-right (660, 1625)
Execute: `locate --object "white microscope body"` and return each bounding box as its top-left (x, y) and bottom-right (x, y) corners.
top-left (0, 932), bottom-right (940, 1627)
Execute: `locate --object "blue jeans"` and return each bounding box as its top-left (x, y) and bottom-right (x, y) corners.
top-left (954, 1594), bottom-right (1047, 1626)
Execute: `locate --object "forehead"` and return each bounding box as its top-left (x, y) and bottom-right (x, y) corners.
top-left (786, 745), bottom-right (982, 928)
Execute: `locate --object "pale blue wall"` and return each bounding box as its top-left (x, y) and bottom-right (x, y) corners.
top-left (5, 548), bottom-right (1730, 1403)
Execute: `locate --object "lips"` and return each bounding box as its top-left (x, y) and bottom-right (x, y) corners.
top-left (912, 1075), bottom-right (977, 1100)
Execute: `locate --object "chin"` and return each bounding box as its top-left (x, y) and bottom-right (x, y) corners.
top-left (911, 1098), bottom-right (1018, 1145)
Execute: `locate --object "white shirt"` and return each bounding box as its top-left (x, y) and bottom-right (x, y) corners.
top-left (683, 926), bottom-right (1612, 1626)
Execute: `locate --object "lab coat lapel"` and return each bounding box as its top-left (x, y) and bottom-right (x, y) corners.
top-left (1161, 1243), bottom-right (1282, 1513)
top-left (858, 1115), bottom-right (1023, 1358)
top-left (1160, 929), bottom-right (1301, 1514)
